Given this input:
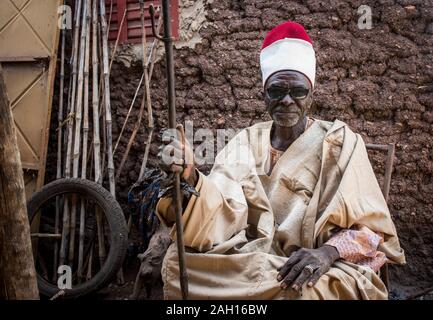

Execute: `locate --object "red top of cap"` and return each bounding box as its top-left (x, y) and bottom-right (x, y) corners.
top-left (262, 21), bottom-right (313, 50)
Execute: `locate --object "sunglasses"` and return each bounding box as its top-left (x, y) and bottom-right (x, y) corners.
top-left (266, 86), bottom-right (310, 100)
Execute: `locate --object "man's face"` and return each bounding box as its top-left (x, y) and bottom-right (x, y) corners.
top-left (264, 70), bottom-right (313, 127)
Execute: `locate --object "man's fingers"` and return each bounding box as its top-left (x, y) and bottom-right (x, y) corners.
top-left (170, 163), bottom-right (184, 174)
top-left (280, 260), bottom-right (306, 289)
top-left (277, 252), bottom-right (301, 281)
top-left (291, 265), bottom-right (317, 292)
top-left (307, 268), bottom-right (324, 287)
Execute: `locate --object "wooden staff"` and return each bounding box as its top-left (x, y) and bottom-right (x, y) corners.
top-left (77, 0), bottom-right (91, 282)
top-left (151, 0), bottom-right (188, 299)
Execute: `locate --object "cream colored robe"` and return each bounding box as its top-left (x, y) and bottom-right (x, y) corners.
top-left (157, 119), bottom-right (405, 300)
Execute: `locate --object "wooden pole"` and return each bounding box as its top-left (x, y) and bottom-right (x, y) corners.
top-left (54, 24), bottom-right (66, 281)
top-left (98, 17), bottom-right (107, 178)
top-left (95, 207), bottom-right (106, 267)
top-left (141, 4), bottom-right (154, 130)
top-left (65, 0), bottom-right (83, 179)
top-left (114, 13), bottom-right (162, 159)
top-left (109, 8), bottom-right (127, 72)
top-left (69, 0), bottom-right (89, 267)
top-left (0, 63), bottom-right (39, 300)
top-left (98, 3), bottom-right (126, 117)
top-left (137, 13), bottom-right (162, 180)
top-left (77, 0), bottom-right (91, 282)
top-left (115, 0), bottom-right (153, 180)
top-left (92, 0), bottom-right (102, 185)
top-left (92, 0), bottom-right (107, 270)
top-left (113, 73), bottom-right (144, 154)
top-left (99, 0), bottom-right (116, 199)
top-left (107, 0), bottom-right (114, 39)
top-left (57, 28), bottom-right (66, 182)
top-left (100, 0), bottom-right (124, 284)
top-left (63, 78), bottom-right (72, 177)
top-left (60, 0), bottom-right (83, 267)
top-left (59, 195), bottom-right (70, 266)
top-left (72, 0), bottom-right (89, 179)
top-left (86, 242), bottom-right (94, 280)
top-left (160, 0), bottom-right (189, 299)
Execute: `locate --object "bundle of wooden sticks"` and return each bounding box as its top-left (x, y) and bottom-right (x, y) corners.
top-left (55, 0), bottom-right (161, 284)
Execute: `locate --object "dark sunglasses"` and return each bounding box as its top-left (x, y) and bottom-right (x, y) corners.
top-left (266, 86), bottom-right (309, 100)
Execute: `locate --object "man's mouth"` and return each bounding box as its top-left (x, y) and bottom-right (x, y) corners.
top-left (274, 109), bottom-right (299, 116)
top-left (273, 105), bottom-right (300, 115)
top-left (274, 111), bottom-right (297, 114)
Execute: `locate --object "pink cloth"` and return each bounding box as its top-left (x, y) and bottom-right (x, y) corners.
top-left (326, 225), bottom-right (387, 272)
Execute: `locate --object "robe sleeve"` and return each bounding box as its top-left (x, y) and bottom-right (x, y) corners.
top-left (325, 225), bottom-right (387, 272)
top-left (156, 127), bottom-right (274, 253)
top-left (156, 170), bottom-right (250, 253)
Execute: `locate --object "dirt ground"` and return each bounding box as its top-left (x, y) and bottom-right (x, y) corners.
top-left (45, 0), bottom-right (433, 299)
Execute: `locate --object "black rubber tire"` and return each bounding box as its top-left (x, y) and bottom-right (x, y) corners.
top-left (27, 178), bottom-right (128, 299)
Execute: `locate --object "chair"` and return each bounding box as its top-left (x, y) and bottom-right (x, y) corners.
top-left (365, 142), bottom-right (396, 290)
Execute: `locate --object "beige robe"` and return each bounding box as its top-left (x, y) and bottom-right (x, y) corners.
top-left (157, 119), bottom-right (405, 300)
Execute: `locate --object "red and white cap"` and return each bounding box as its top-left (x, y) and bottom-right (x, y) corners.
top-left (260, 21), bottom-right (316, 88)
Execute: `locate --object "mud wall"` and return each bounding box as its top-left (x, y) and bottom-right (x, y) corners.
top-left (46, 0), bottom-right (433, 297)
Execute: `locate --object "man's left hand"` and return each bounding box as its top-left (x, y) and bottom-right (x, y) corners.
top-left (277, 245), bottom-right (340, 292)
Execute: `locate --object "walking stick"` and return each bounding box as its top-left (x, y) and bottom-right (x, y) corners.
top-left (149, 1), bottom-right (188, 300)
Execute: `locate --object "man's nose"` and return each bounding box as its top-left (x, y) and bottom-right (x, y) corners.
top-left (280, 93), bottom-right (294, 105)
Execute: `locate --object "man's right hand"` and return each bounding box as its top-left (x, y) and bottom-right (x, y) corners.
top-left (158, 124), bottom-right (198, 186)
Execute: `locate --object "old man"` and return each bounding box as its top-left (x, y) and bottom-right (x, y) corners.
top-left (156, 21), bottom-right (405, 300)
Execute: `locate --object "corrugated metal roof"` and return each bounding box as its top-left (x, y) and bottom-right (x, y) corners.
top-left (105, 0), bottom-right (179, 44)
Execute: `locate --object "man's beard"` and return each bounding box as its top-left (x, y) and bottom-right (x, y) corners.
top-left (271, 105), bottom-right (303, 127)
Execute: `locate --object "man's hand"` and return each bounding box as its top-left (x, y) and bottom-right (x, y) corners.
top-left (158, 124), bottom-right (197, 186)
top-left (277, 245), bottom-right (340, 292)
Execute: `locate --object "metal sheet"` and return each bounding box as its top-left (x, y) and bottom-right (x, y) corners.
top-left (0, 0), bottom-right (62, 196)
top-left (106, 0), bottom-right (179, 44)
